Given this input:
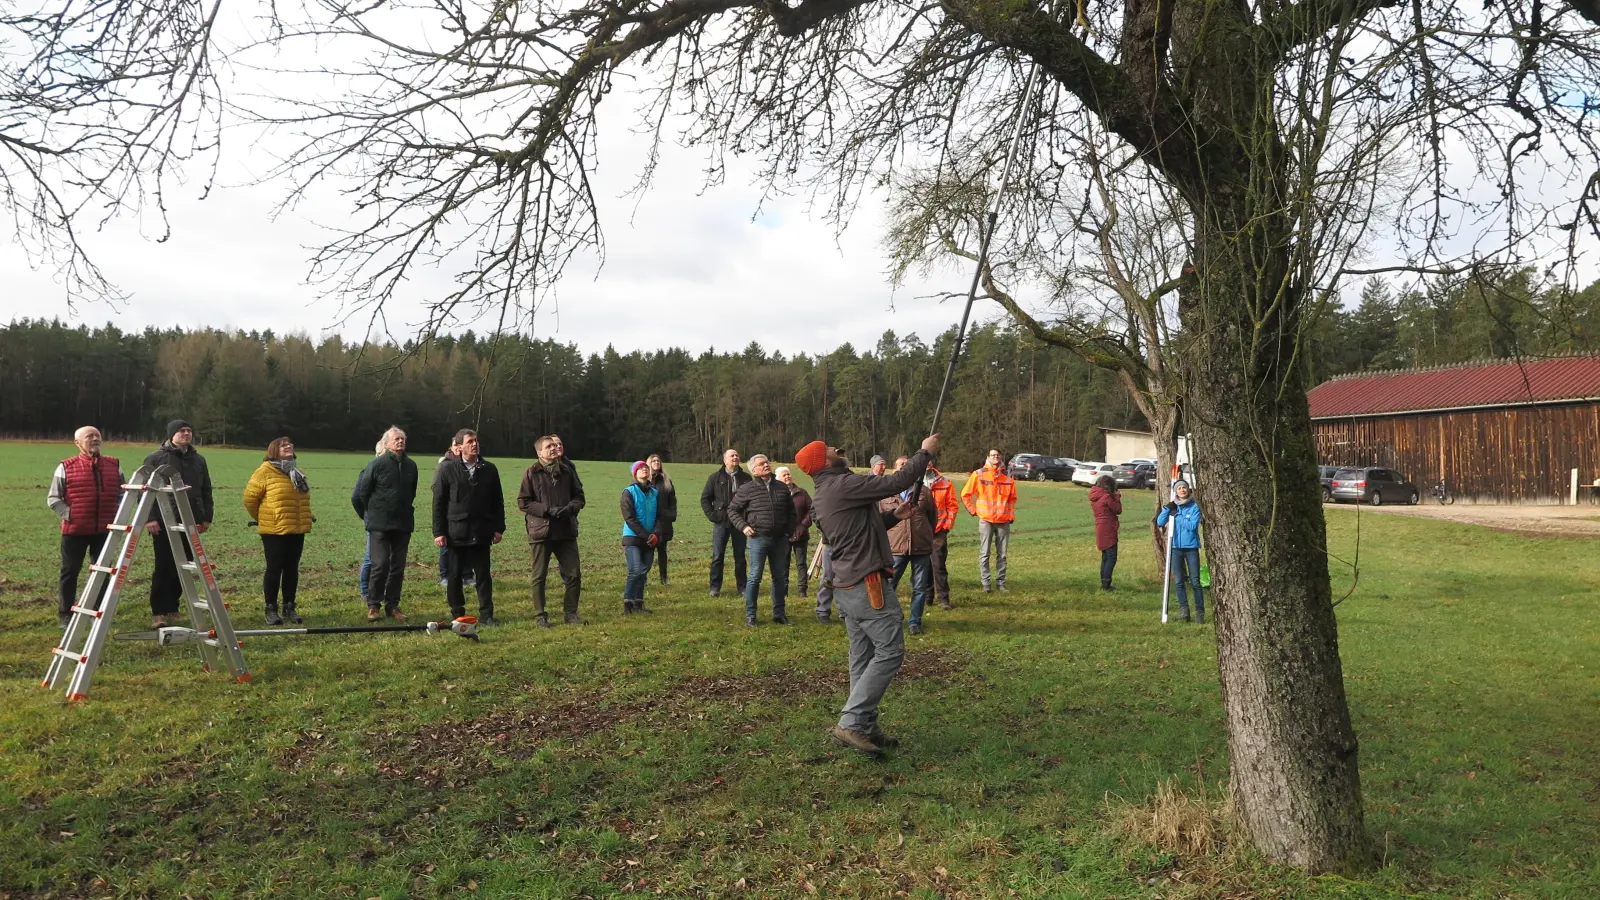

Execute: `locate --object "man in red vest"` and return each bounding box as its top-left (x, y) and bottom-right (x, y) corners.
top-left (46, 426), bottom-right (124, 628)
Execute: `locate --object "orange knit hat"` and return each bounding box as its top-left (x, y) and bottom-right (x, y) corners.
top-left (794, 440), bottom-right (828, 476)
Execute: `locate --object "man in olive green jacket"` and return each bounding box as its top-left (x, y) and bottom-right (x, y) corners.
top-left (354, 426), bottom-right (419, 621)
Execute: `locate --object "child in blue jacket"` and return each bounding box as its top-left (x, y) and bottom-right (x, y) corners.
top-left (1155, 479), bottom-right (1205, 623)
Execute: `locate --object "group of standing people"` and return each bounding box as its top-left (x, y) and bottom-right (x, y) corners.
top-left (49, 420), bottom-right (218, 629)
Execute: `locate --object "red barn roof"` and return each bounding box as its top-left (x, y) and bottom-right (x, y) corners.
top-left (1308, 355), bottom-right (1600, 419)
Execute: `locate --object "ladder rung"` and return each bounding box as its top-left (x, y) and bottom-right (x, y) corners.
top-left (180, 562), bottom-right (200, 572)
top-left (107, 524), bottom-right (134, 532)
top-left (155, 484), bottom-right (190, 492)
top-left (89, 564), bottom-right (117, 574)
top-left (167, 525), bottom-right (189, 534)
top-left (119, 483), bottom-right (149, 491)
top-left (70, 605), bottom-right (103, 618)
top-left (191, 601), bottom-right (211, 611)
top-left (51, 647), bottom-right (88, 663)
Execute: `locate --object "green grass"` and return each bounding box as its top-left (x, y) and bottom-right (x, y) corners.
top-left (1, 441), bottom-right (1596, 898)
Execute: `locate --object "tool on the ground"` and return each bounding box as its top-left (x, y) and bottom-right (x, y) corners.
top-left (115, 617), bottom-right (480, 644)
top-left (809, 540), bottom-right (826, 579)
top-left (42, 464), bottom-right (250, 701)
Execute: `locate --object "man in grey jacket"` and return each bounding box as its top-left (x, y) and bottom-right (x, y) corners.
top-left (796, 433), bottom-right (938, 757)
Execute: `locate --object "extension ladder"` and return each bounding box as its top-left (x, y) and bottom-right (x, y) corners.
top-left (42, 464), bottom-right (250, 700)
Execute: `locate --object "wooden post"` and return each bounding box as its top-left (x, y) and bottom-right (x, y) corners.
top-left (1570, 468), bottom-right (1579, 505)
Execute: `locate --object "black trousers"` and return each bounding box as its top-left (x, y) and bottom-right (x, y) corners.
top-left (656, 537), bottom-right (669, 582)
top-left (447, 543), bottom-right (494, 617)
top-left (931, 531), bottom-right (951, 603)
top-left (368, 531), bottom-right (411, 612)
top-left (149, 528), bottom-right (192, 616)
top-left (262, 533), bottom-right (306, 607)
top-left (58, 533), bottom-right (109, 616)
top-left (529, 539), bottom-right (582, 615)
top-left (709, 522), bottom-right (747, 592)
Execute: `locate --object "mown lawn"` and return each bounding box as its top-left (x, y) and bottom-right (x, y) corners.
top-left (0, 441), bottom-right (1596, 898)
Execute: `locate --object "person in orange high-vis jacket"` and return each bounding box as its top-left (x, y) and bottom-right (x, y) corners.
top-left (961, 448), bottom-right (1017, 592)
top-left (925, 466), bottom-right (959, 608)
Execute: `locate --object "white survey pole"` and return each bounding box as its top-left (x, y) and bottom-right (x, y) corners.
top-left (1570, 468), bottom-right (1579, 505)
top-left (1160, 517), bottom-right (1173, 624)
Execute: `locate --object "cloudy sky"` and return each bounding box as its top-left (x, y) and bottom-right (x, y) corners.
top-left (0, 90), bottom-right (981, 359)
top-left (4, 7), bottom-right (1596, 360)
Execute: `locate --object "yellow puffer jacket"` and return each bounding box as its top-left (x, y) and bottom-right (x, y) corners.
top-left (243, 462), bottom-right (314, 535)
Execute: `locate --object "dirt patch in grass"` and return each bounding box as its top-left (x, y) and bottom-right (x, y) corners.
top-left (359, 649), bottom-right (968, 786)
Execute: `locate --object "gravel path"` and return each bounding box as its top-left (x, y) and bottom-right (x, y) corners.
top-left (1325, 501), bottom-right (1600, 536)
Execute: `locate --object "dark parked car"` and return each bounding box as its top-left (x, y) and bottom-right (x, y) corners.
top-left (1318, 465), bottom-right (1340, 503)
top-left (1329, 467), bottom-right (1420, 505)
top-left (1113, 462), bottom-right (1157, 489)
top-left (1008, 453), bottom-right (1074, 482)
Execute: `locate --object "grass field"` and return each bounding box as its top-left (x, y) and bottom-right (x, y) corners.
top-left (1, 441), bottom-right (1597, 898)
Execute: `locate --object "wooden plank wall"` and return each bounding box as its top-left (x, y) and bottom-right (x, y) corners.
top-left (1313, 402), bottom-right (1600, 503)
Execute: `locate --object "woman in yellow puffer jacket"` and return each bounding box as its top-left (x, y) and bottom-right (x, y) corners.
top-left (243, 437), bottom-right (313, 625)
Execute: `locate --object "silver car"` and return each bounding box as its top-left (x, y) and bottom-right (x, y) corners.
top-left (1329, 467), bottom-right (1420, 505)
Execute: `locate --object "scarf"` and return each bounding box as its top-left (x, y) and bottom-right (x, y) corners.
top-left (537, 457), bottom-right (565, 476)
top-left (271, 458), bottom-right (311, 493)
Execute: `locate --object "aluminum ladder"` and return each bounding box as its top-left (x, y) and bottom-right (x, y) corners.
top-left (43, 464), bottom-right (250, 700)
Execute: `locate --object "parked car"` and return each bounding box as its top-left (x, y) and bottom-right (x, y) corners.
top-left (1008, 453), bottom-right (1075, 482)
top-left (1072, 462), bottom-right (1118, 486)
top-left (1329, 467), bottom-right (1419, 505)
top-left (1114, 462), bottom-right (1158, 489)
top-left (1318, 465), bottom-right (1341, 503)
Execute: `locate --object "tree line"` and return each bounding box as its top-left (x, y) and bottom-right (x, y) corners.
top-left (0, 319), bottom-right (1145, 467)
top-left (1304, 270), bottom-right (1600, 383)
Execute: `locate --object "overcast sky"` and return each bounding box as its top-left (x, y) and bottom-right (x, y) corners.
top-left (4, 8), bottom-right (1596, 359)
top-left (0, 94), bottom-right (983, 358)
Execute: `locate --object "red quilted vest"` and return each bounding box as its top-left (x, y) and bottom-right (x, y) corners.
top-left (60, 454), bottom-right (123, 536)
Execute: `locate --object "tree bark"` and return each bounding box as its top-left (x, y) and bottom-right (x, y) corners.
top-left (1184, 206), bottom-right (1368, 873)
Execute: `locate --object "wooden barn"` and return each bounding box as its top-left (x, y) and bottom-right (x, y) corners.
top-left (1307, 355), bottom-right (1600, 503)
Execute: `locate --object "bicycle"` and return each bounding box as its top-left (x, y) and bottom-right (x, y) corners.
top-left (1430, 480), bottom-right (1454, 505)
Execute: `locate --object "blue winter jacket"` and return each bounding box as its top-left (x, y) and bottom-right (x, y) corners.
top-left (1156, 498), bottom-right (1203, 549)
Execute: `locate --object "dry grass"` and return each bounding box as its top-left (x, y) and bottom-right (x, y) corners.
top-left (1109, 778), bottom-right (1237, 859)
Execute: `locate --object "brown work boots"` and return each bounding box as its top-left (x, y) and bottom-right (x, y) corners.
top-left (828, 725), bottom-right (901, 757)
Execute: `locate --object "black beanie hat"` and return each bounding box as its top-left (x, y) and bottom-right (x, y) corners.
top-left (166, 419), bottom-right (192, 440)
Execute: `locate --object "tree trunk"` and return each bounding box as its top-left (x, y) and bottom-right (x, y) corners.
top-left (1185, 215), bottom-right (1368, 872)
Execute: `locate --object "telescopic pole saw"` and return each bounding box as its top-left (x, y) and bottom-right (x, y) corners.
top-left (927, 64), bottom-right (1041, 437)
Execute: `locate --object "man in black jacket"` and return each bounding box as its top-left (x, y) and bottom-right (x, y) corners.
top-left (517, 434), bottom-right (587, 627)
top-left (700, 448), bottom-right (751, 597)
top-left (797, 433), bottom-right (938, 757)
top-left (144, 420), bottom-right (214, 628)
top-left (728, 454), bottom-right (793, 626)
top-left (432, 429), bottom-right (506, 625)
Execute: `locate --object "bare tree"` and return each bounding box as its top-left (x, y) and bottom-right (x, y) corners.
top-left (1, 0), bottom-right (224, 303)
top-left (8, 0), bottom-right (1600, 872)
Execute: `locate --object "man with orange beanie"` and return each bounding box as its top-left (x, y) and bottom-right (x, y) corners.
top-left (961, 448), bottom-right (1016, 592)
top-left (799, 433), bottom-right (939, 757)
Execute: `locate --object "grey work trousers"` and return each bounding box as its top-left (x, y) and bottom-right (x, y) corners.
top-left (835, 576), bottom-right (906, 732)
top-left (976, 520), bottom-right (1010, 589)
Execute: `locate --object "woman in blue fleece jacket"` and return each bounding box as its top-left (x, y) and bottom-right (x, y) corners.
top-left (1155, 479), bottom-right (1205, 623)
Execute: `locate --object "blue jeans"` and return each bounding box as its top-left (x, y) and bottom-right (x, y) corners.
top-left (1170, 547), bottom-right (1203, 615)
top-left (359, 533), bottom-right (372, 599)
top-left (624, 545), bottom-right (655, 601)
top-left (1100, 545), bottom-right (1118, 585)
top-left (892, 554), bottom-right (933, 627)
top-left (437, 545), bottom-right (449, 581)
top-left (744, 535), bottom-right (790, 619)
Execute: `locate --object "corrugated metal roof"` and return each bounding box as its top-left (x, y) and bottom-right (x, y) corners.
top-left (1308, 355), bottom-right (1600, 418)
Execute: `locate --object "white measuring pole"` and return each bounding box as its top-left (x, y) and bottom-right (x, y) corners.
top-left (1159, 517), bottom-right (1174, 624)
